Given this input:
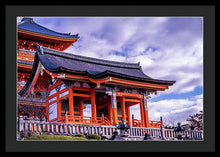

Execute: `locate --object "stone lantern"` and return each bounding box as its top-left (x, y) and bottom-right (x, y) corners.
top-left (174, 122), bottom-right (184, 140)
top-left (117, 119), bottom-right (130, 137)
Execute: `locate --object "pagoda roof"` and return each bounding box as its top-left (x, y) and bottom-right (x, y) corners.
top-left (17, 17), bottom-right (79, 39)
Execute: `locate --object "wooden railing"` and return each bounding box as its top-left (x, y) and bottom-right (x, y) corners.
top-left (148, 120), bottom-right (162, 128)
top-left (132, 119), bottom-right (145, 127)
top-left (50, 115), bottom-right (112, 126)
top-left (132, 119), bottom-right (162, 128)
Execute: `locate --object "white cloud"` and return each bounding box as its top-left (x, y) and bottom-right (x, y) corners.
top-left (147, 94), bottom-right (203, 126)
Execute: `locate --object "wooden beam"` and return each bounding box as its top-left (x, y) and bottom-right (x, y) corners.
top-left (73, 87), bottom-right (91, 91)
top-left (124, 98), bottom-right (140, 103)
top-left (72, 93), bottom-right (91, 98)
top-left (97, 103), bottom-right (108, 109)
top-left (116, 92), bottom-right (143, 99)
top-left (127, 102), bottom-right (139, 107)
top-left (110, 77), bottom-right (169, 91)
top-left (47, 80), bottom-right (63, 92)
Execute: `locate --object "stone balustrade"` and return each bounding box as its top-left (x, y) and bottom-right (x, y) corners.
top-left (128, 127), bottom-right (203, 139)
top-left (17, 117), bottom-right (115, 138)
top-left (17, 117), bottom-right (203, 140)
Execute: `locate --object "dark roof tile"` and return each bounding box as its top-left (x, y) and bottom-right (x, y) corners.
top-left (37, 46), bottom-right (175, 85)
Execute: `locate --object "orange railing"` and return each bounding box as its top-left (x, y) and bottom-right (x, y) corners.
top-left (51, 116), bottom-right (162, 128)
top-left (132, 119), bottom-right (162, 128)
top-left (132, 119), bottom-right (145, 127)
top-left (51, 115), bottom-right (112, 126)
top-left (148, 120), bottom-right (163, 128)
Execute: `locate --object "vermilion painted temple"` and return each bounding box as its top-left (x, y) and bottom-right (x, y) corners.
top-left (17, 17), bottom-right (175, 128)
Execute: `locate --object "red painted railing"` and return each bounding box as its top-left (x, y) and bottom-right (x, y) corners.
top-left (148, 120), bottom-right (162, 128)
top-left (51, 116), bottom-right (162, 128)
top-left (132, 119), bottom-right (162, 128)
top-left (132, 119), bottom-right (145, 127)
top-left (51, 115), bottom-right (112, 126)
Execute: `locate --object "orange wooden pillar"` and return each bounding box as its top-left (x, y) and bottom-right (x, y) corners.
top-left (121, 97), bottom-right (126, 121)
top-left (111, 90), bottom-right (118, 125)
top-left (57, 93), bottom-right (61, 118)
top-left (139, 98), bottom-right (145, 127)
top-left (126, 105), bottom-right (131, 126)
top-left (143, 94), bottom-right (149, 127)
top-left (90, 88), bottom-right (96, 118)
top-left (68, 86), bottom-right (74, 116)
top-left (56, 92), bottom-right (61, 118)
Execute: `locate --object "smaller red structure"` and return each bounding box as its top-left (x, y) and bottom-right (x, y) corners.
top-left (17, 17), bottom-right (79, 93)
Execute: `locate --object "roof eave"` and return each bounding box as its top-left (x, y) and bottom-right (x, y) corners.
top-left (18, 28), bottom-right (79, 41)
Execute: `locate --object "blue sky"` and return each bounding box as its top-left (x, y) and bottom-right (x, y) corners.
top-left (17, 17), bottom-right (203, 126)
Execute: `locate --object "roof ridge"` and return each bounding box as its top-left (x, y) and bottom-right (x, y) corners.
top-left (39, 46), bottom-right (141, 69)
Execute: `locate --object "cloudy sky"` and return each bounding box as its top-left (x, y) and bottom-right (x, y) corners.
top-left (17, 17), bottom-right (203, 126)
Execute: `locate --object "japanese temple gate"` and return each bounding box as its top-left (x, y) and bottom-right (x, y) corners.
top-left (18, 45), bottom-right (175, 128)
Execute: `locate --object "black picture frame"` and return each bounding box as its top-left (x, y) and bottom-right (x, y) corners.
top-left (5, 4), bottom-right (215, 152)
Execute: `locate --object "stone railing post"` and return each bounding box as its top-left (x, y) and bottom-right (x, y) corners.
top-left (18, 116), bottom-right (24, 132)
top-left (47, 123), bottom-right (50, 132)
top-left (38, 121), bottom-right (41, 132)
top-left (160, 117), bottom-right (165, 140)
top-left (64, 124), bottom-right (68, 133)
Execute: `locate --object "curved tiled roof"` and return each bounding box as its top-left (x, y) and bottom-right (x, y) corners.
top-left (40, 46), bottom-right (142, 70)
top-left (37, 46), bottom-right (175, 85)
top-left (17, 17), bottom-right (79, 39)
